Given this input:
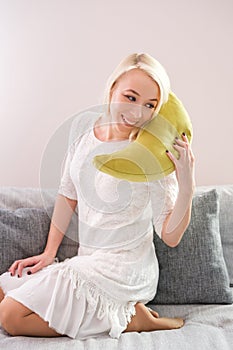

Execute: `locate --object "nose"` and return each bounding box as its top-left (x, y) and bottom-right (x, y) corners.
top-left (128, 104), bottom-right (144, 121)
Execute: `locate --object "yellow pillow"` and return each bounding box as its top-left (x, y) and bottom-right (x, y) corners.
top-left (92, 91), bottom-right (193, 182)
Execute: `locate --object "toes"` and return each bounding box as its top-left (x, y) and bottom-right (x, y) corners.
top-left (147, 307), bottom-right (159, 318)
top-left (179, 318), bottom-right (185, 328)
top-left (151, 310), bottom-right (159, 318)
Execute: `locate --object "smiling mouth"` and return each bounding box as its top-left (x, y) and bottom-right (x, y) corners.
top-left (121, 114), bottom-right (137, 127)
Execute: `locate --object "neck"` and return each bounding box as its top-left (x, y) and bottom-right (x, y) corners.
top-left (96, 114), bottom-right (130, 141)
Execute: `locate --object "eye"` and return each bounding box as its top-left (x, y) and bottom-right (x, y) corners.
top-left (124, 95), bottom-right (155, 109)
top-left (146, 103), bottom-right (155, 109)
top-left (124, 95), bottom-right (136, 102)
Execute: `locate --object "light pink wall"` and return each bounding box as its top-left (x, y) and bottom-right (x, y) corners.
top-left (0, 0), bottom-right (232, 187)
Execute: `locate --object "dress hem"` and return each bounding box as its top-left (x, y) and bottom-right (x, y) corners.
top-left (59, 264), bottom-right (138, 339)
top-left (1, 264), bottom-right (138, 340)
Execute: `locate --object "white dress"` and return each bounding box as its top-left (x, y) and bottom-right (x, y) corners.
top-left (0, 112), bottom-right (179, 340)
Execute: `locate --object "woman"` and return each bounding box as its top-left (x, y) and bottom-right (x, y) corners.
top-left (0, 52), bottom-right (195, 339)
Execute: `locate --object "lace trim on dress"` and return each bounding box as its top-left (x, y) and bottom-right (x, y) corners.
top-left (59, 264), bottom-right (137, 339)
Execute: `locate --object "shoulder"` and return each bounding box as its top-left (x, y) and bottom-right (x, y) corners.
top-left (149, 171), bottom-right (178, 198)
top-left (161, 171), bottom-right (177, 186)
top-left (150, 171), bottom-right (177, 188)
top-left (68, 110), bottom-right (100, 146)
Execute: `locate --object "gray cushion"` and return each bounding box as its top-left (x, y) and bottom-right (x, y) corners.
top-left (196, 185), bottom-right (233, 287)
top-left (0, 207), bottom-right (79, 275)
top-left (0, 187), bottom-right (57, 210)
top-left (151, 189), bottom-right (233, 304)
top-left (219, 187), bottom-right (233, 286)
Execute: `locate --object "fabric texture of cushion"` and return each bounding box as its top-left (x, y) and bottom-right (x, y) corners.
top-left (0, 187), bottom-right (57, 210)
top-left (150, 189), bottom-right (233, 304)
top-left (218, 187), bottom-right (233, 287)
top-left (93, 91), bottom-right (193, 182)
top-left (0, 207), bottom-right (78, 275)
top-left (196, 185), bottom-right (233, 287)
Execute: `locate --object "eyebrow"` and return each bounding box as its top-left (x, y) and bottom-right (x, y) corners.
top-left (123, 89), bottom-right (158, 101)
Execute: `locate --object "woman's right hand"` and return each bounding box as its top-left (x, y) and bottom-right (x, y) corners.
top-left (8, 252), bottom-right (56, 277)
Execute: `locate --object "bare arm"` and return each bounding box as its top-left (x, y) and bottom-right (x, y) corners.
top-left (163, 132), bottom-right (195, 248)
top-left (9, 194), bottom-right (78, 276)
top-left (161, 188), bottom-right (193, 247)
top-left (44, 194), bottom-right (78, 257)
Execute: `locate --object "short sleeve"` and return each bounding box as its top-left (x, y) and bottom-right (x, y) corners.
top-left (57, 142), bottom-right (77, 200)
top-left (149, 171), bottom-right (179, 238)
top-left (57, 111), bottom-right (88, 201)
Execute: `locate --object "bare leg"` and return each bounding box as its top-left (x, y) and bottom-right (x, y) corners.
top-left (0, 297), bottom-right (63, 337)
top-left (123, 302), bottom-right (184, 333)
top-left (0, 287), bottom-right (5, 303)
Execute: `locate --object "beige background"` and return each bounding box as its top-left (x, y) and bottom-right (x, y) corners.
top-left (0, 0), bottom-right (232, 187)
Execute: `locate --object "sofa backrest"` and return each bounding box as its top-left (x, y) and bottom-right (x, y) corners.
top-left (0, 187), bottom-right (57, 209)
top-left (0, 184), bottom-right (232, 284)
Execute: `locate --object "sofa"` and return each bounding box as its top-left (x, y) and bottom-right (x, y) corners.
top-left (0, 184), bottom-right (233, 350)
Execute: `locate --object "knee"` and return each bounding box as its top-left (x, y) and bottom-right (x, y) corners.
top-left (0, 301), bottom-right (20, 336)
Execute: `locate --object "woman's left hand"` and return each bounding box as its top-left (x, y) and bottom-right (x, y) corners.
top-left (166, 133), bottom-right (195, 194)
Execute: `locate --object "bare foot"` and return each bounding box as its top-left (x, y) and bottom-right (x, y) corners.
top-left (123, 302), bottom-right (184, 333)
top-left (150, 316), bottom-right (184, 331)
top-left (147, 307), bottom-right (159, 318)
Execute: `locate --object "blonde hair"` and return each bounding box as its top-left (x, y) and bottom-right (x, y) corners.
top-left (103, 53), bottom-right (170, 114)
top-left (102, 52), bottom-right (171, 141)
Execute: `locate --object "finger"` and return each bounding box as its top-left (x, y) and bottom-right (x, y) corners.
top-left (8, 260), bottom-right (22, 276)
top-left (29, 261), bottom-right (44, 275)
top-left (17, 257), bottom-right (38, 277)
top-left (190, 148), bottom-right (195, 162)
top-left (176, 135), bottom-right (195, 164)
top-left (173, 143), bottom-right (187, 154)
top-left (166, 149), bottom-right (178, 165)
top-left (172, 143), bottom-right (186, 160)
top-left (17, 260), bottom-right (33, 278)
top-left (172, 143), bottom-right (188, 161)
top-left (181, 132), bottom-right (190, 144)
top-left (174, 137), bottom-right (188, 147)
top-left (177, 135), bottom-right (194, 162)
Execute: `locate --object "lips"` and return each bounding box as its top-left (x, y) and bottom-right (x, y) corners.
top-left (121, 114), bottom-right (137, 127)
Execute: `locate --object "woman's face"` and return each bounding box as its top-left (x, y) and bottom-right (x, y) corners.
top-left (108, 68), bottom-right (160, 138)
